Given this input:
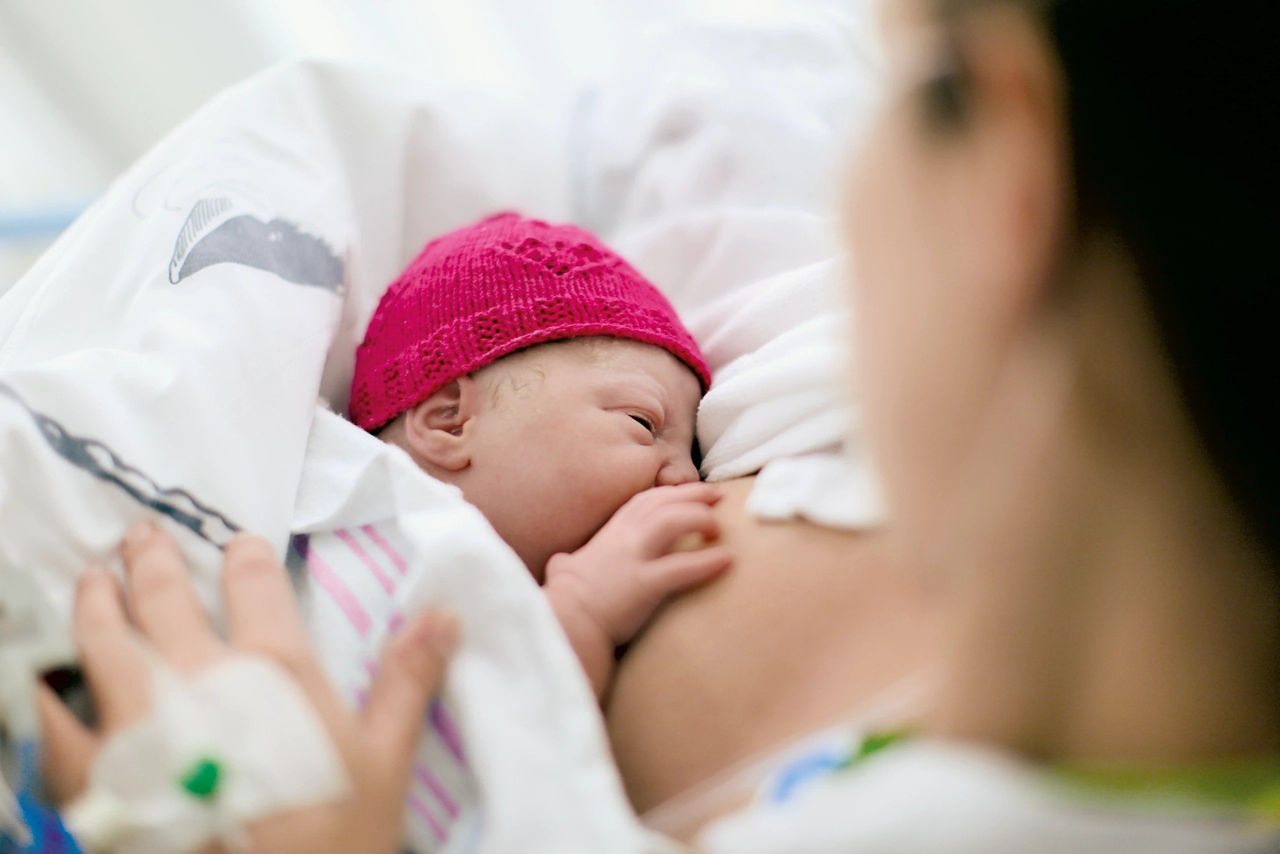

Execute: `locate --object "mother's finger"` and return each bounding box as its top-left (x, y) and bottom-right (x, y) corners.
top-left (120, 521), bottom-right (222, 671)
top-left (74, 568), bottom-right (151, 730)
top-left (362, 611), bottom-right (459, 779)
top-left (221, 534), bottom-right (350, 729)
top-left (35, 682), bottom-right (97, 803)
top-left (221, 534), bottom-right (308, 655)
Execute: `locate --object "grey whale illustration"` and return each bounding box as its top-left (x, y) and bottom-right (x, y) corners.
top-left (169, 197), bottom-right (343, 292)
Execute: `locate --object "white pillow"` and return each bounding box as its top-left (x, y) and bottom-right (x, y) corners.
top-left (575, 2), bottom-right (886, 517)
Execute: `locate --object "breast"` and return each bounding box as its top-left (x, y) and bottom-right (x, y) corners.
top-left (604, 475), bottom-right (939, 816)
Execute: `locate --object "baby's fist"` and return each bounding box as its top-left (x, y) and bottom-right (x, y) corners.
top-left (545, 482), bottom-right (733, 646)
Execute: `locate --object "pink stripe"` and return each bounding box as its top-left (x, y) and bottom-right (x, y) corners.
top-left (334, 529), bottom-right (396, 595)
top-left (354, 687), bottom-right (369, 710)
top-left (361, 524), bottom-right (409, 575)
top-left (413, 762), bottom-right (460, 817)
top-left (430, 701), bottom-right (467, 766)
top-left (308, 552), bottom-right (371, 637)
top-left (407, 792), bottom-right (448, 843)
top-left (388, 610), bottom-right (406, 635)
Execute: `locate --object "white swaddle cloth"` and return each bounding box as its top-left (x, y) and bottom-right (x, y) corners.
top-left (290, 408), bottom-right (670, 853)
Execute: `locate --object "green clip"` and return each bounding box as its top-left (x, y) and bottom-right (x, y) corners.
top-left (837, 729), bottom-right (914, 771)
top-left (179, 757), bottom-right (223, 801)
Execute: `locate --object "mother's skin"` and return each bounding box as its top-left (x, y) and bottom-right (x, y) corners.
top-left (605, 475), bottom-right (940, 813)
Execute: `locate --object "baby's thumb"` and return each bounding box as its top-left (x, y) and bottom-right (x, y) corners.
top-left (650, 545), bottom-right (733, 596)
top-left (362, 611), bottom-right (460, 776)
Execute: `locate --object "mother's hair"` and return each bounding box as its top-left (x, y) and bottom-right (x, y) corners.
top-left (937, 0), bottom-right (1279, 565)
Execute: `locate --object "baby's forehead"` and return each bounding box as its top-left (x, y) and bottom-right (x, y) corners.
top-left (491, 337), bottom-right (701, 400)
top-left (568, 339), bottom-right (700, 389)
top-left (547, 335), bottom-right (639, 362)
top-left (513, 337), bottom-right (678, 373)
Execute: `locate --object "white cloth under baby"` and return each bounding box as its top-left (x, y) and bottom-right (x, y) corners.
top-left (746, 452), bottom-right (884, 530)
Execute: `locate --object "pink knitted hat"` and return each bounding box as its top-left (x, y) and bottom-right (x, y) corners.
top-left (350, 212), bottom-right (710, 430)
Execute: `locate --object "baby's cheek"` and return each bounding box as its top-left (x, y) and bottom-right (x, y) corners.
top-left (539, 478), bottom-right (620, 552)
top-left (576, 471), bottom-right (647, 535)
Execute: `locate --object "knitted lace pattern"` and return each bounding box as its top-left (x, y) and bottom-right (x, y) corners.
top-left (349, 211), bottom-right (710, 430)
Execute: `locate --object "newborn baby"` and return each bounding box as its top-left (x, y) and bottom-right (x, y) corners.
top-left (348, 212), bottom-right (731, 698)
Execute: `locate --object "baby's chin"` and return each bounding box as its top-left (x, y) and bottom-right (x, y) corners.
top-left (517, 542), bottom-right (560, 585)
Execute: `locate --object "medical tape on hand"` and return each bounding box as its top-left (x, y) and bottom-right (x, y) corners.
top-left (62, 653), bottom-right (351, 854)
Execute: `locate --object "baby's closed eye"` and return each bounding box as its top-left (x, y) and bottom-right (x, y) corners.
top-left (629, 413), bottom-right (656, 433)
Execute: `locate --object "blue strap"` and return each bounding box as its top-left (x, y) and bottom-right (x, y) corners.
top-left (767, 748), bottom-right (849, 804)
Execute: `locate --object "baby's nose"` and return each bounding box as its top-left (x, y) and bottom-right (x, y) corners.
top-left (656, 457), bottom-right (700, 487)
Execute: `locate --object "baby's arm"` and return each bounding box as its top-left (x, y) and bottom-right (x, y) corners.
top-left (543, 483), bottom-right (733, 700)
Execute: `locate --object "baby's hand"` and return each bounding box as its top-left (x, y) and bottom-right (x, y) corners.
top-left (544, 482), bottom-right (733, 698)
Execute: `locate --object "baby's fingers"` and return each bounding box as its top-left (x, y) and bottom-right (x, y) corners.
top-left (625, 482), bottom-right (722, 517)
top-left (645, 545), bottom-right (733, 599)
top-left (640, 503), bottom-right (721, 557)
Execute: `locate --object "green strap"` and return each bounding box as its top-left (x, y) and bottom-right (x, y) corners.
top-left (1053, 759), bottom-right (1280, 822)
top-left (838, 729), bottom-right (915, 770)
top-left (842, 730), bottom-right (1280, 823)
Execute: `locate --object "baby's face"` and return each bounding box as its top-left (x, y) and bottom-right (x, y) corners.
top-left (463, 338), bottom-right (702, 579)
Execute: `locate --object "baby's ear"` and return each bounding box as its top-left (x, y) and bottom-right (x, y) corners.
top-left (402, 378), bottom-right (479, 472)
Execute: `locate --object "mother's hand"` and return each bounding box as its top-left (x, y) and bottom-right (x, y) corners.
top-left (35, 522), bottom-right (458, 854)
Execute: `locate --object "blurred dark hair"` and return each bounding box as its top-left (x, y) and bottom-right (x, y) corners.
top-left (938, 0), bottom-right (1279, 566)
